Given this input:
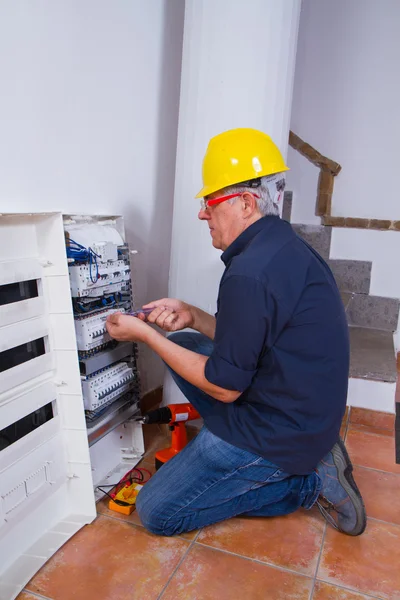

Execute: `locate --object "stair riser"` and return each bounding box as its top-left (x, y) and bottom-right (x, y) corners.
top-left (282, 191), bottom-right (293, 222)
top-left (346, 294), bottom-right (400, 332)
top-left (292, 223), bottom-right (332, 260)
top-left (329, 259), bottom-right (372, 294)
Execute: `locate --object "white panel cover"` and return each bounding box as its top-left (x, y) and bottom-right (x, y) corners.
top-left (0, 214), bottom-right (96, 600)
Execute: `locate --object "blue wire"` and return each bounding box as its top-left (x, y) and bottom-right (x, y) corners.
top-left (66, 238), bottom-right (99, 282)
top-left (89, 248), bottom-right (99, 283)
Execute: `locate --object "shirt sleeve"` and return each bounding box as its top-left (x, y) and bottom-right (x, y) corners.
top-left (205, 274), bottom-right (286, 392)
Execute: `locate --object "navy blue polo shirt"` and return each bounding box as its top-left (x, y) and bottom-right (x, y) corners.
top-left (204, 215), bottom-right (349, 475)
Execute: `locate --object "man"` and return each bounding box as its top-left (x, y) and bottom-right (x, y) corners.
top-left (106, 128), bottom-right (366, 537)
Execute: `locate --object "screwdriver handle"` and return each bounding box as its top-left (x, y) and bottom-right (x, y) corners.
top-left (128, 307), bottom-right (155, 317)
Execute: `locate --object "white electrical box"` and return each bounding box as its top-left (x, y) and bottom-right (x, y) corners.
top-left (0, 213), bottom-right (145, 600)
top-left (91, 241), bottom-right (119, 263)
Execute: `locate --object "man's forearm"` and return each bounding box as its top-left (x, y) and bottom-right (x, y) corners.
top-left (144, 327), bottom-right (239, 403)
top-left (191, 306), bottom-right (216, 339)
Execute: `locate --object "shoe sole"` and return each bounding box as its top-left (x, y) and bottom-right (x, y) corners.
top-left (330, 438), bottom-right (367, 536)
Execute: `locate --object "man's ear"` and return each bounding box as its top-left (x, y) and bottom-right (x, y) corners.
top-left (241, 192), bottom-right (258, 214)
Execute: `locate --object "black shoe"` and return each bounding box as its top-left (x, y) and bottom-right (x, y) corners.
top-left (316, 438), bottom-right (366, 536)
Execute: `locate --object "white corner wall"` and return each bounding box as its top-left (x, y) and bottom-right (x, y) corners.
top-left (287, 1), bottom-right (400, 412)
top-left (164, 0), bottom-right (301, 405)
top-left (0, 0), bottom-right (185, 393)
top-left (287, 0), bottom-right (400, 353)
top-left (287, 0), bottom-right (400, 223)
top-left (169, 0), bottom-right (300, 315)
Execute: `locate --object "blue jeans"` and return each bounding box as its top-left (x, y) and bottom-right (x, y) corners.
top-left (136, 332), bottom-right (321, 536)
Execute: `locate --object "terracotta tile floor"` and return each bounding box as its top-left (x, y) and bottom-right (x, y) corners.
top-left (21, 414), bottom-right (400, 600)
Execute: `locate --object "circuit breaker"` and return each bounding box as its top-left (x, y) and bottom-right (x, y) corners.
top-left (74, 308), bottom-right (125, 352)
top-left (81, 362), bottom-right (136, 411)
top-left (68, 260), bottom-right (130, 298)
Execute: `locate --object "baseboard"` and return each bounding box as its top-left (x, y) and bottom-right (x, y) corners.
top-left (346, 377), bottom-right (396, 414)
top-left (140, 386), bottom-right (163, 413)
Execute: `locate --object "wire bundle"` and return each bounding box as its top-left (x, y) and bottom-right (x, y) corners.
top-left (73, 292), bottom-right (123, 315)
top-left (66, 237), bottom-right (100, 283)
top-left (96, 466), bottom-right (152, 507)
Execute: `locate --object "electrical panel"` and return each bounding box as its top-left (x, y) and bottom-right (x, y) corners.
top-left (64, 217), bottom-right (141, 424)
top-left (0, 213), bottom-right (145, 599)
top-left (81, 362), bottom-right (135, 411)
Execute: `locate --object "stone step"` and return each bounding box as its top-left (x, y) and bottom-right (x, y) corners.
top-left (282, 191), bottom-right (293, 222)
top-left (328, 259), bottom-right (372, 294)
top-left (291, 223), bottom-right (332, 260)
top-left (341, 292), bottom-right (400, 332)
top-left (349, 326), bottom-right (397, 383)
top-left (292, 221), bottom-right (372, 293)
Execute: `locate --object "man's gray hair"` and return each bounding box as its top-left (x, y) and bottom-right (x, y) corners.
top-left (224, 175), bottom-right (283, 216)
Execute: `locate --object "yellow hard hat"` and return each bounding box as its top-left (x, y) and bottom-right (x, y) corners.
top-left (195, 128), bottom-right (289, 199)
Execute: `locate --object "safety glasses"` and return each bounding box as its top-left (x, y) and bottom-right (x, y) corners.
top-left (200, 192), bottom-right (260, 211)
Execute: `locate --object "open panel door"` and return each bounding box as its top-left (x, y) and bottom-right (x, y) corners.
top-left (0, 213), bottom-right (96, 600)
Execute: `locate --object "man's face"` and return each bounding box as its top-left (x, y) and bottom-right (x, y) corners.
top-left (198, 190), bottom-right (250, 251)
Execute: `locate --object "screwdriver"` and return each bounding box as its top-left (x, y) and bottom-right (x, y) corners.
top-left (128, 307), bottom-right (156, 318)
top-left (100, 307), bottom-right (155, 322)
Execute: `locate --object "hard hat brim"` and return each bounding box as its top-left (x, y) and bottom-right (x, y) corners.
top-left (195, 165), bottom-right (289, 199)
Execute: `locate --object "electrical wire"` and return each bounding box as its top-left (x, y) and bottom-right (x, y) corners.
top-left (89, 246), bottom-right (99, 283)
top-left (96, 466), bottom-right (152, 506)
top-left (96, 486), bottom-right (128, 506)
top-left (133, 466), bottom-right (152, 481)
top-left (66, 237), bottom-right (100, 283)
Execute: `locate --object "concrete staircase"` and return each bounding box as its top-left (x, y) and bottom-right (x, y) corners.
top-left (284, 193), bottom-right (399, 413)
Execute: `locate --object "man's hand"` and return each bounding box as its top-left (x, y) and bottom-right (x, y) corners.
top-left (106, 312), bottom-right (152, 343)
top-left (107, 307), bottom-right (239, 403)
top-left (141, 298), bottom-right (195, 332)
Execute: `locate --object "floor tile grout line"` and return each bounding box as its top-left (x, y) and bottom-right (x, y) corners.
top-left (347, 427), bottom-right (396, 439)
top-left (99, 512), bottom-right (201, 599)
top-left (308, 522), bottom-right (327, 600)
top-left (98, 510), bottom-right (399, 596)
top-left (314, 578), bottom-right (383, 600)
top-left (97, 512), bottom-right (146, 530)
top-left (193, 540), bottom-right (314, 580)
top-left (99, 506), bottom-right (400, 532)
top-left (156, 532), bottom-right (201, 600)
top-left (368, 515), bottom-right (400, 528)
top-left (348, 425), bottom-right (395, 437)
top-left (352, 463), bottom-right (400, 476)
top-left (97, 511), bottom-right (201, 542)
top-left (22, 591), bottom-right (53, 600)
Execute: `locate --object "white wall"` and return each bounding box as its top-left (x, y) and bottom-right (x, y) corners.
top-left (164, 0), bottom-right (301, 405)
top-left (288, 0), bottom-right (400, 223)
top-left (288, 0), bottom-right (400, 301)
top-left (169, 0), bottom-right (300, 310)
top-left (287, 0), bottom-right (400, 380)
top-left (0, 0), bottom-right (185, 394)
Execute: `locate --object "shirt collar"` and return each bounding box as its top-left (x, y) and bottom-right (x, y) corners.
top-left (221, 216), bottom-right (280, 266)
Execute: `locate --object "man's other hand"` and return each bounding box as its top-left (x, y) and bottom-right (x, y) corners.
top-left (141, 298), bottom-right (194, 332)
top-left (106, 312), bottom-right (151, 343)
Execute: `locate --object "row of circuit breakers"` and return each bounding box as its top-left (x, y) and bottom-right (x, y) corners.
top-left (64, 222), bottom-right (140, 423)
